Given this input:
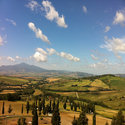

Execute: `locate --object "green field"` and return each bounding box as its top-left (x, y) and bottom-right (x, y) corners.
top-left (0, 76), bottom-right (29, 85)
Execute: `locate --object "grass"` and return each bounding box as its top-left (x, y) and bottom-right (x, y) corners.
top-left (0, 76), bottom-right (29, 85)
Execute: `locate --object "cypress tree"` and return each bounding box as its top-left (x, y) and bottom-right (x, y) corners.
top-left (71, 103), bottom-right (73, 110)
top-left (105, 121), bottom-right (109, 125)
top-left (38, 100), bottom-right (42, 116)
top-left (93, 111), bottom-right (96, 125)
top-left (52, 99), bottom-right (55, 112)
top-left (42, 97), bottom-right (46, 115)
top-left (74, 103), bottom-right (77, 111)
top-left (18, 117), bottom-right (27, 125)
top-left (49, 99), bottom-right (52, 113)
top-left (2, 102), bottom-right (4, 114)
top-left (21, 104), bottom-right (23, 114)
top-left (32, 102), bottom-right (35, 115)
top-left (77, 111), bottom-right (88, 125)
top-left (32, 105), bottom-right (38, 125)
top-left (72, 116), bottom-right (77, 125)
top-left (63, 102), bottom-right (66, 110)
top-left (51, 104), bottom-right (61, 125)
top-left (8, 104), bottom-right (12, 113)
top-left (111, 110), bottom-right (124, 125)
top-left (57, 99), bottom-right (60, 109)
top-left (26, 101), bottom-right (30, 114)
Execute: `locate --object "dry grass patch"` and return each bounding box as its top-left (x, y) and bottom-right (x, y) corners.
top-left (47, 78), bottom-right (60, 82)
top-left (0, 90), bottom-right (16, 94)
top-left (91, 79), bottom-right (109, 89)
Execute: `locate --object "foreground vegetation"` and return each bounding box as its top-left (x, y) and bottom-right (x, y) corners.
top-left (0, 74), bottom-right (125, 124)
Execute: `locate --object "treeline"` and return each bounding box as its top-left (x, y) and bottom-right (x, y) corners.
top-left (0, 93), bottom-right (21, 101)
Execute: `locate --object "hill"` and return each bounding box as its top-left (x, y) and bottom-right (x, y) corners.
top-left (0, 63), bottom-right (92, 78)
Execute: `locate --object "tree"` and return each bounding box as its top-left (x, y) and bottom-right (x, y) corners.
top-left (72, 116), bottom-right (77, 125)
top-left (77, 111), bottom-right (88, 125)
top-left (26, 101), bottom-right (30, 114)
top-left (105, 121), bottom-right (109, 125)
top-left (111, 110), bottom-right (124, 125)
top-left (51, 105), bottom-right (61, 125)
top-left (42, 97), bottom-right (46, 115)
top-left (74, 103), bottom-right (77, 112)
top-left (32, 105), bottom-right (38, 125)
top-left (63, 102), bottom-right (66, 110)
top-left (2, 102), bottom-right (4, 114)
top-left (18, 117), bottom-right (27, 125)
top-left (8, 104), bottom-right (12, 113)
top-left (21, 104), bottom-right (23, 114)
top-left (49, 99), bottom-right (52, 113)
top-left (52, 99), bottom-right (55, 112)
top-left (93, 111), bottom-right (96, 125)
top-left (71, 103), bottom-right (73, 111)
top-left (38, 100), bottom-right (42, 116)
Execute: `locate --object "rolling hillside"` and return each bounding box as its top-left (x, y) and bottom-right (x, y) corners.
top-left (0, 63), bottom-right (93, 78)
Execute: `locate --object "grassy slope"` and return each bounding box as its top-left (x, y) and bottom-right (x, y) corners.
top-left (43, 75), bottom-right (125, 109)
top-left (0, 76), bottom-right (29, 85)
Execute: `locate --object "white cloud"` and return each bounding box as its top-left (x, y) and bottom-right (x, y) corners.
top-left (7, 57), bottom-right (15, 62)
top-left (36, 48), bottom-right (47, 55)
top-left (33, 52), bottom-right (47, 62)
top-left (26, 0), bottom-right (39, 11)
top-left (83, 6), bottom-right (87, 13)
top-left (6, 18), bottom-right (16, 26)
top-left (0, 35), bottom-right (7, 46)
top-left (42, 0), bottom-right (68, 28)
top-left (33, 48), bottom-right (47, 62)
top-left (0, 35), bottom-right (4, 46)
top-left (0, 57), bottom-right (2, 60)
top-left (101, 37), bottom-right (125, 53)
top-left (59, 52), bottom-right (80, 62)
top-left (33, 47), bottom-right (80, 62)
top-left (28, 22), bottom-right (50, 44)
top-left (104, 26), bottom-right (110, 32)
top-left (15, 56), bottom-right (21, 59)
top-left (46, 48), bottom-right (80, 62)
top-left (91, 54), bottom-right (98, 60)
top-left (113, 10), bottom-right (125, 25)
top-left (46, 48), bottom-right (57, 55)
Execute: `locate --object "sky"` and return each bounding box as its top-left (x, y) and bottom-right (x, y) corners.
top-left (1, 0), bottom-right (125, 74)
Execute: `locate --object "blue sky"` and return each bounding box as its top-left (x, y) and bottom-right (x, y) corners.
top-left (0, 0), bottom-right (125, 74)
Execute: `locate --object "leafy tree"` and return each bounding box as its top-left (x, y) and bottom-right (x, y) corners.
top-left (26, 101), bottom-right (30, 114)
top-left (77, 111), bottom-right (88, 125)
top-left (21, 104), bottom-right (23, 114)
top-left (2, 102), bottom-right (4, 114)
top-left (111, 110), bottom-right (125, 125)
top-left (8, 104), bottom-right (12, 113)
top-left (72, 116), bottom-right (77, 125)
top-left (18, 117), bottom-right (27, 125)
top-left (51, 104), bottom-right (61, 125)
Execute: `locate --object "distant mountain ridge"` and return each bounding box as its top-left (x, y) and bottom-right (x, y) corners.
top-left (0, 63), bottom-right (93, 77)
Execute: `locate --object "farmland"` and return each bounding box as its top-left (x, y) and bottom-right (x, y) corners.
top-left (0, 74), bottom-right (125, 124)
